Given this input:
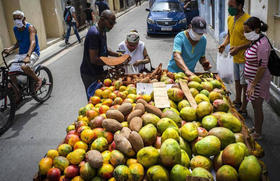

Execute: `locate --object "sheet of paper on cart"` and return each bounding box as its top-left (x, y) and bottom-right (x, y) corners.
top-left (136, 83), bottom-right (173, 95)
top-left (153, 82), bottom-right (170, 108)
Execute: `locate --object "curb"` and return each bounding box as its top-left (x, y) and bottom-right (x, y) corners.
top-left (38, 4), bottom-right (139, 65)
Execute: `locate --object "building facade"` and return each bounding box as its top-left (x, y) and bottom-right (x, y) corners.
top-left (199, 0), bottom-right (280, 114)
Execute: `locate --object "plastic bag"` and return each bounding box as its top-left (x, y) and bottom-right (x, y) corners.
top-left (87, 80), bottom-right (102, 100)
top-left (217, 53), bottom-right (234, 84)
top-left (126, 64), bottom-right (139, 74)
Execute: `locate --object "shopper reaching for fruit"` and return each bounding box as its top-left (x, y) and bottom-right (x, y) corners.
top-left (167, 16), bottom-right (212, 76)
top-left (118, 30), bottom-right (151, 74)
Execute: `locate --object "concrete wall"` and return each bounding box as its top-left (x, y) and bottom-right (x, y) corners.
top-left (250, 0), bottom-right (268, 22)
top-left (20, 0), bottom-right (47, 49)
top-left (0, 0), bottom-right (11, 64)
top-left (41, 0), bottom-right (64, 39)
top-left (2, 0), bottom-right (21, 45)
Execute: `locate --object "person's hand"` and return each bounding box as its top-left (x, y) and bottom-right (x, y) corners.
top-left (185, 70), bottom-right (195, 76)
top-left (203, 64), bottom-right (212, 71)
top-left (123, 56), bottom-right (131, 65)
top-left (76, 22), bottom-right (79, 28)
top-left (230, 46), bottom-right (240, 56)
top-left (247, 83), bottom-right (255, 99)
top-left (218, 44), bottom-right (225, 53)
top-left (201, 59), bottom-right (212, 71)
top-left (133, 60), bottom-right (142, 66)
top-left (23, 56), bottom-right (30, 64)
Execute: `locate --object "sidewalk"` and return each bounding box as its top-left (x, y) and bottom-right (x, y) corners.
top-left (203, 29), bottom-right (280, 180)
top-left (3, 4), bottom-right (139, 66)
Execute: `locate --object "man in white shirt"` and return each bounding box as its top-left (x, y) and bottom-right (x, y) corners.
top-left (64, 0), bottom-right (81, 45)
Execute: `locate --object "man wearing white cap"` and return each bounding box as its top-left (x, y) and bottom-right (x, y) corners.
top-left (168, 16), bottom-right (211, 76)
top-left (118, 30), bottom-right (151, 73)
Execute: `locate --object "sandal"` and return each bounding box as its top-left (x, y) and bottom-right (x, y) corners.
top-left (233, 100), bottom-right (242, 108)
top-left (251, 132), bottom-right (263, 140)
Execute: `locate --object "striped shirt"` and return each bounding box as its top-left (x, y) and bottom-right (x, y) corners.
top-left (244, 36), bottom-right (271, 101)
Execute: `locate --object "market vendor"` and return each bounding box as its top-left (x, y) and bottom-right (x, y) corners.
top-left (118, 30), bottom-right (151, 73)
top-left (80, 10), bottom-right (121, 95)
top-left (167, 16), bottom-right (212, 76)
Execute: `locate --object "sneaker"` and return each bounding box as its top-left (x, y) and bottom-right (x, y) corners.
top-left (65, 42), bottom-right (70, 46)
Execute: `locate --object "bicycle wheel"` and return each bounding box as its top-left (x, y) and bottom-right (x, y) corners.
top-left (0, 90), bottom-right (16, 135)
top-left (32, 66), bottom-right (53, 103)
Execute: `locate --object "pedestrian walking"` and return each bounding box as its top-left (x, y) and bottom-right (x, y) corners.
top-left (243, 17), bottom-right (271, 140)
top-left (80, 10), bottom-right (121, 98)
top-left (218, 0), bottom-right (251, 116)
top-left (183, 0), bottom-right (199, 27)
top-left (64, 0), bottom-right (81, 45)
top-left (3, 10), bottom-right (42, 103)
top-left (135, 0), bottom-right (141, 6)
top-left (84, 2), bottom-right (95, 27)
top-left (118, 30), bottom-right (151, 73)
top-left (167, 17), bottom-right (211, 75)
top-left (95, 0), bottom-right (110, 16)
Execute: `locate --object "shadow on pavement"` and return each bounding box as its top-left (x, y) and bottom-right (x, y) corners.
top-left (0, 100), bottom-right (47, 139)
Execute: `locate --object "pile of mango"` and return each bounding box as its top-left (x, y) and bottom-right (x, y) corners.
top-left (37, 73), bottom-right (264, 181)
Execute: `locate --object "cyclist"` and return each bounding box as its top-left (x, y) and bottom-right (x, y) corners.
top-left (3, 10), bottom-right (42, 102)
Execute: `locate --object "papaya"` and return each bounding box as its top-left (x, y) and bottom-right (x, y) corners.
top-left (147, 165), bottom-right (169, 181)
top-left (170, 164), bottom-right (191, 181)
top-left (160, 139), bottom-right (181, 167)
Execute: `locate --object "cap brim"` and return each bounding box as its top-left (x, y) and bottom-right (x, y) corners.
top-left (193, 28), bottom-right (207, 34)
top-left (100, 54), bottom-right (130, 66)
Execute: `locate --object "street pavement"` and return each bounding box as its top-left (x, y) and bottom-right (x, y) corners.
top-left (0, 2), bottom-right (279, 180)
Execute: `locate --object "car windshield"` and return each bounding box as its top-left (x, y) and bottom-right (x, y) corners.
top-left (151, 2), bottom-right (183, 12)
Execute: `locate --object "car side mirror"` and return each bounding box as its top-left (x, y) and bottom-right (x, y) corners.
top-left (146, 8), bottom-right (150, 12)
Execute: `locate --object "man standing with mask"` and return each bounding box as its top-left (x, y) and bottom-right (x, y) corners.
top-left (80, 10), bottom-right (121, 96)
top-left (168, 16), bottom-right (211, 76)
top-left (218, 0), bottom-right (250, 116)
top-left (3, 10), bottom-right (41, 102)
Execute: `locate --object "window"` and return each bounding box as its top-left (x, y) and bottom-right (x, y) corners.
top-left (152, 2), bottom-right (183, 12)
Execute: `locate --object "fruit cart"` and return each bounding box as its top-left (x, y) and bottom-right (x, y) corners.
top-left (34, 65), bottom-right (268, 181)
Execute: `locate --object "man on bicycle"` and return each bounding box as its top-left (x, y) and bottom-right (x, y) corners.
top-left (3, 10), bottom-right (42, 102)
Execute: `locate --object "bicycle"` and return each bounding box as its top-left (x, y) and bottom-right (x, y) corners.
top-left (0, 51), bottom-right (53, 135)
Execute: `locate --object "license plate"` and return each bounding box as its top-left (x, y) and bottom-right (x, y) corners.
top-left (161, 27), bottom-right (172, 31)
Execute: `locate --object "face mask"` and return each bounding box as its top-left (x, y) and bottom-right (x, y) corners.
top-left (14, 19), bottom-right (24, 28)
top-left (228, 7), bottom-right (238, 16)
top-left (189, 29), bottom-right (202, 41)
top-left (244, 31), bottom-right (260, 41)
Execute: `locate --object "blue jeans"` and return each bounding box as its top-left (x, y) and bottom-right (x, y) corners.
top-left (65, 22), bottom-right (81, 43)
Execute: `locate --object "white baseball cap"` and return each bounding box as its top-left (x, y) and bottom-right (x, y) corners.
top-left (127, 31), bottom-right (140, 43)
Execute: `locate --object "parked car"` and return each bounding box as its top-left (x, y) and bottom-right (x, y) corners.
top-left (146, 0), bottom-right (187, 35)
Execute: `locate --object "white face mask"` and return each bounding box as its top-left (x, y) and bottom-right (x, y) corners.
top-left (14, 19), bottom-right (24, 28)
top-left (189, 29), bottom-right (202, 41)
top-left (244, 31), bottom-right (260, 41)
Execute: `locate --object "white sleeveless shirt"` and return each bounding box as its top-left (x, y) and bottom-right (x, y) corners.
top-left (118, 41), bottom-right (145, 73)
